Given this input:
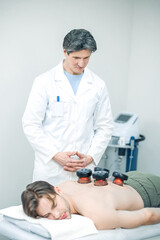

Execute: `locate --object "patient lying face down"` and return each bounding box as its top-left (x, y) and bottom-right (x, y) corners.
top-left (21, 171), bottom-right (160, 230)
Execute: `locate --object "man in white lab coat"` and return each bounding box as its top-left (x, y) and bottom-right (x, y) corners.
top-left (22, 29), bottom-right (113, 185)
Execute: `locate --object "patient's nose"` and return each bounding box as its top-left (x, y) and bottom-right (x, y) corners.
top-left (52, 209), bottom-right (60, 219)
top-left (47, 211), bottom-right (59, 220)
top-left (48, 214), bottom-right (55, 220)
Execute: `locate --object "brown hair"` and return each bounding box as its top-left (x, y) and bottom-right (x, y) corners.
top-left (21, 181), bottom-right (56, 218)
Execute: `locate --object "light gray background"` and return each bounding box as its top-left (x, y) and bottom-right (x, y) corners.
top-left (0, 0), bottom-right (160, 218)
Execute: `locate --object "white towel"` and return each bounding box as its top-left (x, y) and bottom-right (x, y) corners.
top-left (0, 205), bottom-right (98, 240)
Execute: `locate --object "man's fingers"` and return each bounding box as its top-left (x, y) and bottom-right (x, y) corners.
top-left (67, 151), bottom-right (77, 157)
top-left (63, 166), bottom-right (77, 172)
top-left (64, 166), bottom-right (84, 172)
top-left (76, 152), bottom-right (84, 158)
top-left (67, 159), bottom-right (84, 164)
top-left (66, 161), bottom-right (84, 167)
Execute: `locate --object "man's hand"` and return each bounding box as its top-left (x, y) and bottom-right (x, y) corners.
top-left (53, 152), bottom-right (77, 166)
top-left (52, 152), bottom-right (82, 172)
top-left (63, 152), bottom-right (93, 172)
top-left (53, 151), bottom-right (93, 172)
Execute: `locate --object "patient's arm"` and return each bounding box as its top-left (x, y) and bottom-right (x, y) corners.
top-left (92, 208), bottom-right (160, 230)
top-left (116, 208), bottom-right (160, 229)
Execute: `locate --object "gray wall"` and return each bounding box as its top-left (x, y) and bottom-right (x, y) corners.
top-left (127, 0), bottom-right (160, 174)
top-left (0, 0), bottom-right (160, 214)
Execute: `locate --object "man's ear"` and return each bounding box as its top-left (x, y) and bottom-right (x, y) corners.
top-left (54, 186), bottom-right (62, 194)
top-left (63, 48), bottom-right (68, 57)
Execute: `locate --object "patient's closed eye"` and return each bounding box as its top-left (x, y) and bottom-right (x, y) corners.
top-left (52, 203), bottom-right (57, 209)
top-left (51, 197), bottom-right (57, 208)
top-left (43, 201), bottom-right (57, 218)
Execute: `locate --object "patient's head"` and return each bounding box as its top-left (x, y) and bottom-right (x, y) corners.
top-left (21, 180), bottom-right (56, 218)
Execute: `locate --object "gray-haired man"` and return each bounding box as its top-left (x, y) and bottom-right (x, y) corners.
top-left (22, 29), bottom-right (113, 185)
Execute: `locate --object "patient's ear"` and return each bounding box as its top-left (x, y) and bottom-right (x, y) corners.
top-left (54, 186), bottom-right (62, 194)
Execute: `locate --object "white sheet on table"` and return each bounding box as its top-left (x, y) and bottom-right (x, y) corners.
top-left (1, 216), bottom-right (160, 240)
top-left (2, 215), bottom-right (50, 238)
top-left (0, 216), bottom-right (48, 240)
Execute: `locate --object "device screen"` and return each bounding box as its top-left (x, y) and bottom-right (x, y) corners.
top-left (115, 114), bottom-right (132, 123)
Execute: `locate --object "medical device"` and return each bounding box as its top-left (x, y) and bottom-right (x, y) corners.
top-left (92, 167), bottom-right (109, 186)
top-left (76, 167), bottom-right (110, 186)
top-left (76, 169), bottom-right (92, 184)
top-left (98, 112), bottom-right (145, 174)
top-left (112, 112), bottom-right (139, 144)
top-left (112, 172), bottom-right (128, 186)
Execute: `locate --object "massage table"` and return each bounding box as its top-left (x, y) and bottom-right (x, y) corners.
top-left (1, 205), bottom-right (160, 240)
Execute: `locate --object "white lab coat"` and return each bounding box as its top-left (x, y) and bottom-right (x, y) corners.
top-left (22, 61), bottom-right (113, 185)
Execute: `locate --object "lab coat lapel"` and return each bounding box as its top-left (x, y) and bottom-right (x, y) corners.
top-left (54, 62), bottom-right (93, 99)
top-left (54, 62), bottom-right (75, 98)
top-left (76, 69), bottom-right (93, 98)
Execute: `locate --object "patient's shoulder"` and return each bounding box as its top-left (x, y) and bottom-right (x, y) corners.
top-left (58, 180), bottom-right (77, 188)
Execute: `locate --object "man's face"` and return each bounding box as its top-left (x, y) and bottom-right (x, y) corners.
top-left (36, 194), bottom-right (71, 220)
top-left (63, 49), bottom-right (91, 75)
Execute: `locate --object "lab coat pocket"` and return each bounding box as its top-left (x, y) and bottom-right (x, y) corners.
top-left (51, 102), bottom-right (64, 117)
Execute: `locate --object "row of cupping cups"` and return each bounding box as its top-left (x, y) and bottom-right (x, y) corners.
top-left (76, 167), bottom-right (128, 186)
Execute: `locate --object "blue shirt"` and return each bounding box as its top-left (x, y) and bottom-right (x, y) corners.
top-left (64, 70), bottom-right (84, 95)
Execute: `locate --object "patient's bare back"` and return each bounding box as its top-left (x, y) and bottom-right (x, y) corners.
top-left (59, 180), bottom-right (144, 211)
top-left (59, 180), bottom-right (144, 229)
